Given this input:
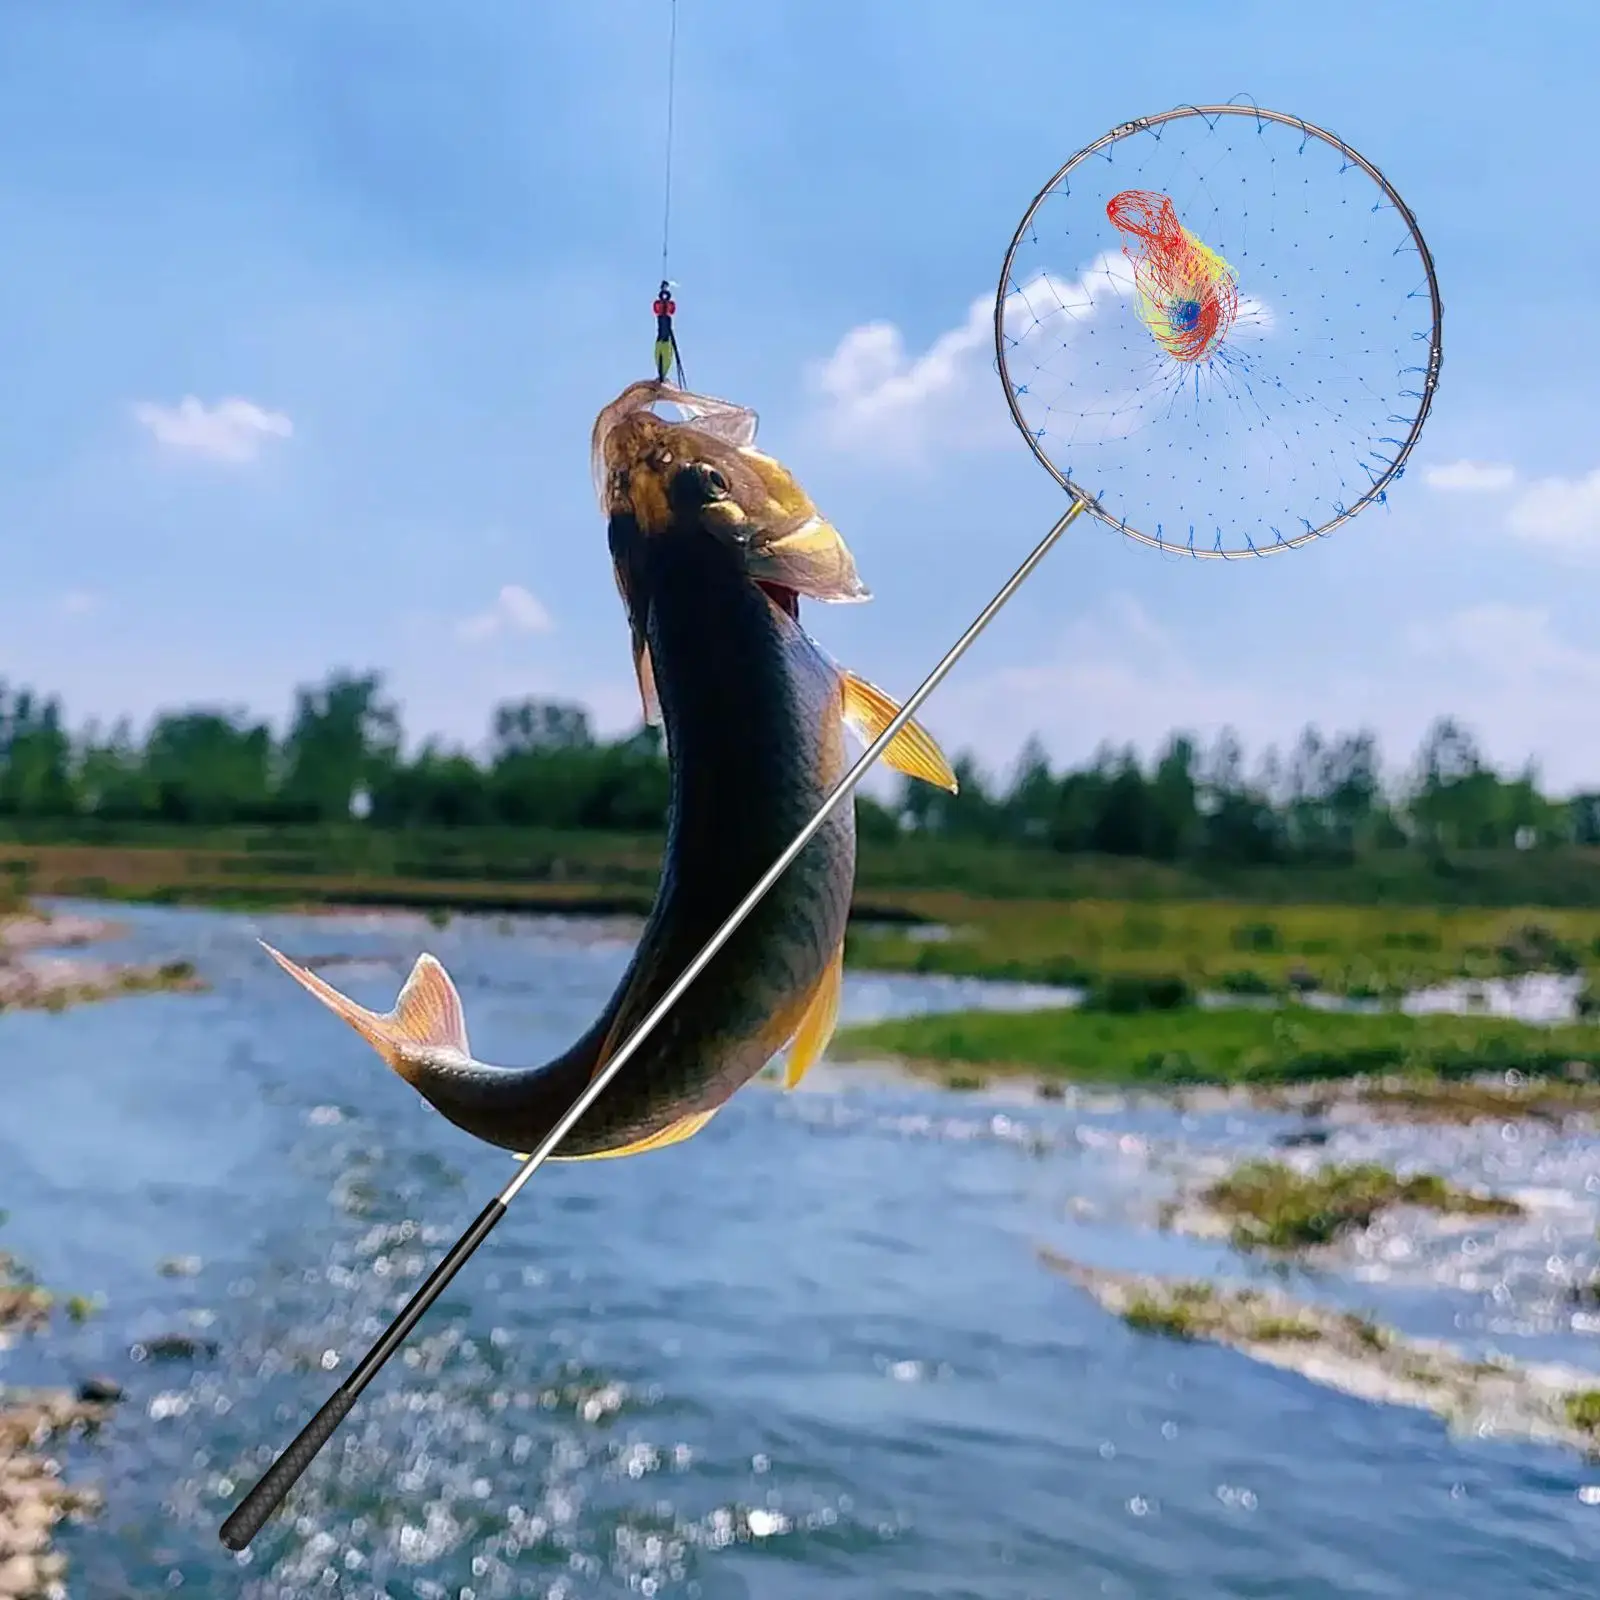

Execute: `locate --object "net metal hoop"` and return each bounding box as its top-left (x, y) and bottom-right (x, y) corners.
top-left (993, 103), bottom-right (1444, 559)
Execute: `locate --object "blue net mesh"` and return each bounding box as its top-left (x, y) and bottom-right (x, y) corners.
top-left (998, 107), bottom-right (1441, 557)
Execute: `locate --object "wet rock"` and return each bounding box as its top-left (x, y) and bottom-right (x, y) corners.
top-left (0, 912), bottom-right (116, 954)
top-left (0, 1388), bottom-right (109, 1595)
top-left (130, 1333), bottom-right (218, 1363)
top-left (74, 1377), bottom-right (123, 1404)
top-left (1274, 1125), bottom-right (1331, 1149)
top-left (0, 1554), bottom-right (41, 1599)
top-left (0, 908), bottom-right (204, 1013)
top-left (0, 1288), bottom-right (51, 1338)
top-left (155, 1255), bottom-right (202, 1278)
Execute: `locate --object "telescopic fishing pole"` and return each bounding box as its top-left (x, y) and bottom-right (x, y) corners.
top-left (220, 99), bottom-right (1440, 1549)
top-left (218, 493), bottom-right (1088, 1551)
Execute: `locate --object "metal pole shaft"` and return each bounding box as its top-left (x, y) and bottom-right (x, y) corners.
top-left (220, 495), bottom-right (1086, 1550)
top-left (500, 496), bottom-right (1085, 1204)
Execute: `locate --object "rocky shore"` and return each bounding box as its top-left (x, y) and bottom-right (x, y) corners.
top-left (0, 1250), bottom-right (115, 1600)
top-left (0, 909), bottom-right (201, 1013)
top-left (0, 1390), bottom-right (110, 1599)
top-left (0, 903), bottom-right (209, 1596)
top-left (1041, 1251), bottom-right (1600, 1460)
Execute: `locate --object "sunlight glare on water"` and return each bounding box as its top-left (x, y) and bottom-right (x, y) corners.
top-left (0, 905), bottom-right (1595, 1598)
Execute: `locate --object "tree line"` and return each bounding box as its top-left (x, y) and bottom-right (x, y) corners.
top-left (0, 669), bottom-right (1594, 866)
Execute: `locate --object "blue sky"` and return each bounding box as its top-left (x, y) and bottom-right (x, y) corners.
top-left (0, 0), bottom-right (1594, 792)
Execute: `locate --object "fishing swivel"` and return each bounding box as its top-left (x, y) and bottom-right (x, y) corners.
top-left (653, 280), bottom-right (685, 386)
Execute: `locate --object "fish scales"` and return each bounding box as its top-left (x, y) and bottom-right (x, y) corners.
top-left (259, 381), bottom-right (956, 1162)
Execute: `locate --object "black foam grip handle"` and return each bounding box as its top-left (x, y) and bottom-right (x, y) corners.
top-left (219, 1382), bottom-right (357, 1550)
top-left (218, 1197), bottom-right (508, 1551)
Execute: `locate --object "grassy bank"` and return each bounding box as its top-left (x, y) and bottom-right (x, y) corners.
top-left (1043, 1253), bottom-right (1600, 1460)
top-left (6, 828), bottom-right (1600, 998)
top-left (1199, 1160), bottom-right (1521, 1251)
top-left (832, 1004), bottom-right (1600, 1090)
top-left (846, 897), bottom-right (1600, 996)
top-left (7, 822), bottom-right (1600, 911)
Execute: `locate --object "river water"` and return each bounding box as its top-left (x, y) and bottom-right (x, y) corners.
top-left (1, 904), bottom-right (1596, 1598)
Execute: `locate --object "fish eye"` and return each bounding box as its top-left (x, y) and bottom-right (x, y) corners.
top-left (701, 467), bottom-right (728, 497)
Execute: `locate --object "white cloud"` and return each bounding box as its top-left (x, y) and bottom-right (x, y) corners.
top-left (805, 293), bottom-right (998, 462)
top-left (806, 253), bottom-right (1142, 463)
top-left (1506, 468), bottom-right (1600, 560)
top-left (131, 396), bottom-right (293, 463)
top-left (805, 253), bottom-right (1286, 472)
top-left (1423, 460), bottom-right (1517, 493)
top-left (456, 584), bottom-right (554, 643)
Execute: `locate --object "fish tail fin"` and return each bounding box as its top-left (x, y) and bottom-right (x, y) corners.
top-left (260, 941), bottom-right (471, 1082)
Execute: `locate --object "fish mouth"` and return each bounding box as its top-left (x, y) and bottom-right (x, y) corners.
top-left (757, 580), bottom-right (800, 619)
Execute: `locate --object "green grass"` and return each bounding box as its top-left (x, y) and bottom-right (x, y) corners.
top-left (1114, 1280), bottom-right (1376, 1346)
top-left (1565, 1390), bottom-right (1600, 1435)
top-left (832, 1004), bottom-right (1600, 1089)
top-left (1244, 1315), bottom-right (1324, 1342)
top-left (846, 898), bottom-right (1600, 996)
top-left (9, 822), bottom-right (1600, 998)
top-left (1200, 1160), bottom-right (1521, 1252)
top-left (1339, 1312), bottom-right (1391, 1351)
top-left (1357, 1075), bottom-right (1600, 1123)
top-left (1123, 1289), bottom-right (1213, 1340)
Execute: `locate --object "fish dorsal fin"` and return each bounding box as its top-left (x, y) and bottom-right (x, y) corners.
top-left (551, 1106), bottom-right (720, 1163)
top-left (669, 391), bottom-right (759, 447)
top-left (784, 945), bottom-right (844, 1090)
top-left (840, 673), bottom-right (959, 793)
top-left (260, 943), bottom-right (470, 1073)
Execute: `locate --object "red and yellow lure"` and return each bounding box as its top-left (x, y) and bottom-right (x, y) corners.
top-left (1107, 190), bottom-right (1240, 364)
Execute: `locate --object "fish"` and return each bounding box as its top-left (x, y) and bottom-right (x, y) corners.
top-left (261, 378), bottom-right (957, 1162)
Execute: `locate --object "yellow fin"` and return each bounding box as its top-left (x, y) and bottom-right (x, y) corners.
top-left (260, 942), bottom-right (470, 1074)
top-left (553, 1106), bottom-right (720, 1162)
top-left (784, 945), bottom-right (843, 1090)
top-left (840, 673), bottom-right (959, 793)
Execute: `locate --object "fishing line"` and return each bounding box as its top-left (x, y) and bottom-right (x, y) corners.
top-left (652, 0), bottom-right (688, 387)
top-left (660, 0), bottom-right (677, 280)
top-left (220, 101), bottom-right (1441, 1550)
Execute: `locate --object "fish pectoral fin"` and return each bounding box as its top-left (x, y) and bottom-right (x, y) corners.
top-left (610, 553), bottom-right (663, 727)
top-left (840, 672), bottom-right (959, 793)
top-left (784, 945), bottom-right (844, 1091)
top-left (633, 640), bottom-right (663, 726)
top-left (552, 1106), bottom-right (721, 1163)
top-left (611, 554), bottom-right (663, 727)
top-left (259, 941), bottom-right (472, 1077)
